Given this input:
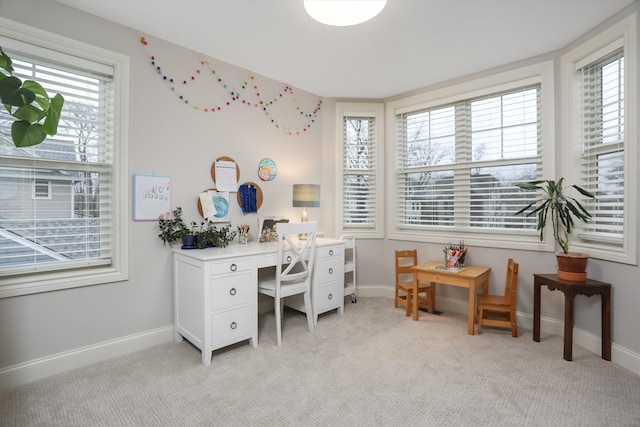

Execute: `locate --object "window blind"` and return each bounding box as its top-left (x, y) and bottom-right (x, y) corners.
top-left (342, 116), bottom-right (377, 228)
top-left (0, 49), bottom-right (115, 275)
top-left (395, 85), bottom-right (541, 233)
top-left (578, 48), bottom-right (625, 243)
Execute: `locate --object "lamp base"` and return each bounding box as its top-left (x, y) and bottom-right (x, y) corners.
top-left (298, 207), bottom-right (308, 239)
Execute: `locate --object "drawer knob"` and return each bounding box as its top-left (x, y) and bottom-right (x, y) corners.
top-left (329, 249), bottom-right (334, 256)
top-left (230, 263), bottom-right (237, 272)
top-left (328, 293), bottom-right (333, 300)
top-left (230, 321), bottom-right (237, 330)
top-left (328, 268), bottom-right (333, 274)
top-left (230, 288), bottom-right (237, 296)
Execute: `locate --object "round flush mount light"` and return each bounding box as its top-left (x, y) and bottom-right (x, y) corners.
top-left (304, 0), bottom-right (387, 27)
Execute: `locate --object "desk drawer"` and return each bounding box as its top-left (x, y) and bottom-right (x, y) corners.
top-left (211, 305), bottom-right (253, 348)
top-left (314, 281), bottom-right (343, 313)
top-left (316, 245), bottom-right (344, 259)
top-left (314, 257), bottom-right (344, 284)
top-left (210, 271), bottom-right (252, 310)
top-left (211, 258), bottom-right (254, 276)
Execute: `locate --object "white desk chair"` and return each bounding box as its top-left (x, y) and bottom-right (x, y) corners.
top-left (258, 222), bottom-right (317, 345)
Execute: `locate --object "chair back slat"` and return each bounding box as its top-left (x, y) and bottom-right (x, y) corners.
top-left (276, 222), bottom-right (317, 287)
top-left (505, 258), bottom-right (519, 304)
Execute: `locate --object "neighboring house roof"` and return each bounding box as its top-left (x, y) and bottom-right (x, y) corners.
top-left (0, 219), bottom-right (101, 268)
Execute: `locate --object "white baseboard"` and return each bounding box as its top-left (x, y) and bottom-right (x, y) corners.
top-left (3, 289), bottom-right (639, 390)
top-left (0, 325), bottom-right (174, 390)
top-left (356, 285), bottom-right (640, 377)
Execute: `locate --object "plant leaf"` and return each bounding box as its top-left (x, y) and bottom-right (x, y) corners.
top-left (11, 120), bottom-right (47, 147)
top-left (572, 184), bottom-right (595, 199)
top-left (43, 93), bottom-right (64, 135)
top-left (0, 75), bottom-right (35, 107)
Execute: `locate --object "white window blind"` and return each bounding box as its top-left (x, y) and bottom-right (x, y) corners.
top-left (395, 85), bottom-right (541, 234)
top-left (578, 48), bottom-right (624, 245)
top-left (0, 48), bottom-right (115, 276)
top-left (343, 115), bottom-right (377, 228)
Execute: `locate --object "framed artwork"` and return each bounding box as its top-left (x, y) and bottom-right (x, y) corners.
top-left (258, 217), bottom-right (289, 242)
top-left (133, 174), bottom-right (171, 221)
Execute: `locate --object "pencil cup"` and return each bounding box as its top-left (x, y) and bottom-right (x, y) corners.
top-left (239, 231), bottom-right (248, 245)
top-left (444, 252), bottom-right (466, 267)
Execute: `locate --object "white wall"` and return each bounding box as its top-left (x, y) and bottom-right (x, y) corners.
top-left (0, 0), bottom-right (326, 385)
top-left (1, 0), bottom-right (639, 388)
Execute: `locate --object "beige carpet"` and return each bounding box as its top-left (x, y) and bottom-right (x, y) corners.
top-left (2, 297), bottom-right (640, 426)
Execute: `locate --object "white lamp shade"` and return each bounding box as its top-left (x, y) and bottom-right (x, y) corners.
top-left (292, 184), bottom-right (321, 208)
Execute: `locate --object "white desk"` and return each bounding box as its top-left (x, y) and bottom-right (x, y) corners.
top-left (173, 238), bottom-right (345, 365)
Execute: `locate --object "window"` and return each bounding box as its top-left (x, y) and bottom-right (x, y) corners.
top-left (33, 179), bottom-right (51, 199)
top-left (0, 18), bottom-right (129, 297)
top-left (336, 102), bottom-right (384, 238)
top-left (562, 13), bottom-right (637, 264)
top-left (387, 62), bottom-right (555, 249)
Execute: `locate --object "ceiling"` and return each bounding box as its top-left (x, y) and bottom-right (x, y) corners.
top-left (57, 0), bottom-right (635, 99)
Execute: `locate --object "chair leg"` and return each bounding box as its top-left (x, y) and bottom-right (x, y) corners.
top-left (405, 290), bottom-right (412, 317)
top-left (394, 288), bottom-right (399, 308)
top-left (511, 310), bottom-right (518, 338)
top-left (477, 306), bottom-right (483, 334)
top-left (303, 290), bottom-right (315, 332)
top-left (274, 297), bottom-right (282, 346)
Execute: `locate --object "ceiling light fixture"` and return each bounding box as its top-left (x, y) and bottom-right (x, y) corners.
top-left (304, 0), bottom-right (387, 27)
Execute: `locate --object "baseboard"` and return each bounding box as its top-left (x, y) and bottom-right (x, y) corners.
top-left (0, 325), bottom-right (174, 390)
top-left (356, 285), bottom-right (640, 377)
top-left (3, 289), bottom-right (639, 390)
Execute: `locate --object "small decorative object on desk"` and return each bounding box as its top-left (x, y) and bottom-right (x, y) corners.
top-left (444, 241), bottom-right (467, 267)
top-left (238, 224), bottom-right (250, 245)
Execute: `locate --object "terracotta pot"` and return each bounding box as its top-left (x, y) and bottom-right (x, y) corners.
top-left (556, 252), bottom-right (589, 281)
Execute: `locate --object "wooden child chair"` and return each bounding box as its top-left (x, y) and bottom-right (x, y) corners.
top-left (394, 249), bottom-right (434, 316)
top-left (476, 258), bottom-right (519, 337)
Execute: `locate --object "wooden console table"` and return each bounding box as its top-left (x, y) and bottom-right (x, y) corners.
top-left (533, 274), bottom-right (611, 362)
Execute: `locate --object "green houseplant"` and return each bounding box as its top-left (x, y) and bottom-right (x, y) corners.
top-left (0, 47), bottom-right (65, 147)
top-left (157, 207), bottom-right (237, 248)
top-left (157, 207), bottom-right (189, 245)
top-left (515, 178), bottom-right (595, 281)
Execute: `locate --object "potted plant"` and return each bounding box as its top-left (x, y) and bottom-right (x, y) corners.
top-left (515, 178), bottom-right (595, 281)
top-left (157, 207), bottom-right (190, 246)
top-left (0, 47), bottom-right (65, 147)
top-left (208, 224), bottom-right (237, 248)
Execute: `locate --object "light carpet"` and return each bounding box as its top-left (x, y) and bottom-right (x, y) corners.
top-left (2, 297), bottom-right (640, 426)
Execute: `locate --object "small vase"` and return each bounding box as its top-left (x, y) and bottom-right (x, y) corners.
top-left (239, 232), bottom-right (248, 245)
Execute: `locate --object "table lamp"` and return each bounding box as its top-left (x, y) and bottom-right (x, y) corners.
top-left (293, 184), bottom-right (320, 238)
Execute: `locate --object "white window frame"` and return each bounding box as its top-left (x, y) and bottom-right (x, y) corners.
top-left (0, 18), bottom-right (130, 297)
top-left (561, 12), bottom-right (638, 265)
top-left (32, 179), bottom-right (51, 200)
top-left (336, 102), bottom-right (384, 239)
top-left (386, 61), bottom-right (556, 250)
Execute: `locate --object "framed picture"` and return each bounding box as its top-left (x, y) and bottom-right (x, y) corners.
top-left (258, 217), bottom-right (289, 242)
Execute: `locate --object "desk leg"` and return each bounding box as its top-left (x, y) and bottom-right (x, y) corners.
top-left (533, 280), bottom-right (541, 342)
top-left (602, 290), bottom-right (612, 361)
top-left (430, 282), bottom-right (437, 314)
top-left (467, 281), bottom-right (476, 335)
top-left (563, 290), bottom-right (574, 361)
